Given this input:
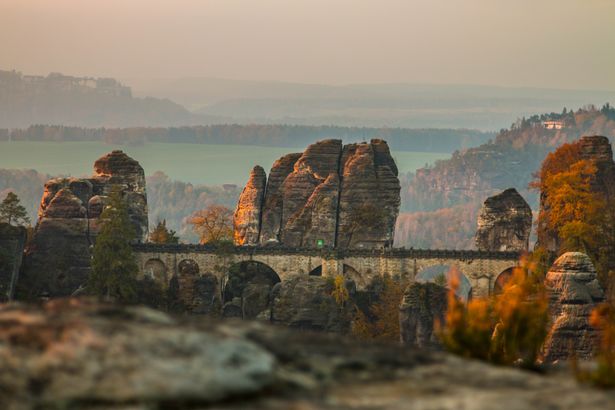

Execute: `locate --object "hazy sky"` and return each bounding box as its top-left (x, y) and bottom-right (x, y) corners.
top-left (2, 0), bottom-right (614, 89)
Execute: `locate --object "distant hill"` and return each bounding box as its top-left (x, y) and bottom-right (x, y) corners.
top-left (403, 104), bottom-right (615, 213)
top-left (392, 104), bottom-right (615, 249)
top-left (129, 76), bottom-right (615, 130)
top-left (0, 70), bottom-right (222, 128)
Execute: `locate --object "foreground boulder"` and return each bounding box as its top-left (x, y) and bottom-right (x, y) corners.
top-left (543, 252), bottom-right (605, 362)
top-left (18, 151), bottom-right (148, 299)
top-left (0, 300), bottom-right (614, 410)
top-left (475, 188), bottom-right (532, 252)
top-left (234, 139), bottom-right (401, 249)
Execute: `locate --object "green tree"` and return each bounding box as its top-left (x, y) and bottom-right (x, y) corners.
top-left (88, 188), bottom-right (138, 302)
top-left (149, 219), bottom-right (179, 244)
top-left (0, 192), bottom-right (30, 226)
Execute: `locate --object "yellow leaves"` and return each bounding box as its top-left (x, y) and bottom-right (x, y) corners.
top-left (331, 275), bottom-right (349, 306)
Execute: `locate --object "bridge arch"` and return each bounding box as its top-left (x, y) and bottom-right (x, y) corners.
top-left (493, 267), bottom-right (515, 295)
top-left (222, 261), bottom-right (281, 319)
top-left (308, 265), bottom-right (322, 276)
top-left (416, 264), bottom-right (472, 300)
top-left (143, 258), bottom-right (168, 283)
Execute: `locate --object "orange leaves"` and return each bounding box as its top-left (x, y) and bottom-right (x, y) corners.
top-left (188, 205), bottom-right (233, 245)
top-left (440, 261), bottom-right (549, 368)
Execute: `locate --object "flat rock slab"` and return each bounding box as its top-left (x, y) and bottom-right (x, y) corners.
top-left (0, 299), bottom-right (614, 409)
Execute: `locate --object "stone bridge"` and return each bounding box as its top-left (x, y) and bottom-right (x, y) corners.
top-left (133, 244), bottom-right (521, 298)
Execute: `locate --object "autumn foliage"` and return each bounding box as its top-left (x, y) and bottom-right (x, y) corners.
top-left (351, 275), bottom-right (406, 342)
top-left (533, 138), bottom-right (615, 297)
top-left (439, 261), bottom-right (549, 368)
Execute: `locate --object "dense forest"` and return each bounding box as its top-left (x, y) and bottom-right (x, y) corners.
top-left (398, 104), bottom-right (615, 248)
top-left (1, 124), bottom-right (492, 153)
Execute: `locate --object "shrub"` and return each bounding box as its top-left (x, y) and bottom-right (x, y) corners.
top-left (439, 260), bottom-right (549, 368)
top-left (351, 275), bottom-right (406, 342)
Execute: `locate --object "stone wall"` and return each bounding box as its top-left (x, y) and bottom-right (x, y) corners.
top-left (233, 139), bottom-right (401, 249)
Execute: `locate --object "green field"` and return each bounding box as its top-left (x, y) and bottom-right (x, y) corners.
top-left (0, 141), bottom-right (449, 185)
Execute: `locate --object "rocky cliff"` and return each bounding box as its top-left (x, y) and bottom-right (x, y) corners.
top-left (234, 139), bottom-right (400, 249)
top-left (538, 135), bottom-right (615, 253)
top-left (18, 151), bottom-right (148, 299)
top-left (543, 252), bottom-right (605, 362)
top-left (475, 188), bottom-right (532, 252)
top-left (0, 299), bottom-right (613, 409)
top-left (0, 223), bottom-right (27, 302)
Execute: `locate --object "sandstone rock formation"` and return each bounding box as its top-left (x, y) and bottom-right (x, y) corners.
top-left (234, 166), bottom-right (266, 246)
top-left (399, 282), bottom-right (448, 348)
top-left (543, 252), bottom-right (605, 362)
top-left (18, 150), bottom-right (148, 299)
top-left (475, 188), bottom-right (532, 252)
top-left (1, 299), bottom-right (614, 409)
top-left (538, 135), bottom-right (615, 253)
top-left (234, 139), bottom-right (400, 249)
top-left (0, 223), bottom-right (27, 302)
top-left (270, 275), bottom-right (354, 333)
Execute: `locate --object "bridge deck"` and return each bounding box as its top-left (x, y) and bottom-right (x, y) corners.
top-left (132, 243), bottom-right (521, 261)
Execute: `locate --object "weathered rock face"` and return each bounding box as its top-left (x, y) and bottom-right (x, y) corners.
top-left (234, 166), bottom-right (266, 246)
top-left (18, 150), bottom-right (148, 299)
top-left (475, 188), bottom-right (532, 252)
top-left (399, 282), bottom-right (448, 348)
top-left (234, 139), bottom-right (400, 249)
top-left (543, 252), bottom-right (605, 362)
top-left (270, 275), bottom-right (353, 333)
top-left (1, 300), bottom-right (614, 410)
top-left (0, 223), bottom-right (27, 302)
top-left (538, 135), bottom-right (615, 253)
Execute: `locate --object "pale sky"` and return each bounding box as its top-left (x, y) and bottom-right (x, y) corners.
top-left (1, 0), bottom-right (614, 89)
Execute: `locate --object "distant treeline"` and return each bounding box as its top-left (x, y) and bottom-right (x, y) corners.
top-left (0, 124), bottom-right (493, 153)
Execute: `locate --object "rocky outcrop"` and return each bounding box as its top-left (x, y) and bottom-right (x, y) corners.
top-left (543, 252), bottom-right (605, 362)
top-left (234, 139), bottom-right (400, 249)
top-left (399, 282), bottom-right (448, 348)
top-left (0, 223), bottom-right (27, 302)
top-left (475, 188), bottom-right (532, 252)
top-left (234, 166), bottom-right (266, 246)
top-left (538, 135), bottom-right (615, 253)
top-left (270, 275), bottom-right (354, 333)
top-left (1, 300), bottom-right (614, 409)
top-left (18, 151), bottom-right (148, 299)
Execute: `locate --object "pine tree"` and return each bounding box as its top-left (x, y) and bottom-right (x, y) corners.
top-left (0, 192), bottom-right (30, 226)
top-left (149, 219), bottom-right (179, 244)
top-left (88, 188), bottom-right (138, 302)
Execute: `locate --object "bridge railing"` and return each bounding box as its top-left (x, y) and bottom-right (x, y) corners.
top-left (132, 243), bottom-right (522, 261)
